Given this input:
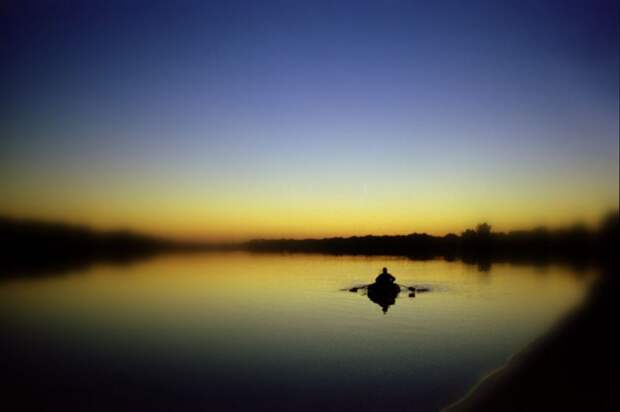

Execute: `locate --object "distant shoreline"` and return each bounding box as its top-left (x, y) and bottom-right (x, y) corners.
top-left (1, 213), bottom-right (617, 278)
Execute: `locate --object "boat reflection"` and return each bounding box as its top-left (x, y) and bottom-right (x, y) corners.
top-left (367, 282), bottom-right (401, 314)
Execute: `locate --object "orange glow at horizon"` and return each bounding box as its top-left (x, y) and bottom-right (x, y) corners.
top-left (1, 184), bottom-right (617, 241)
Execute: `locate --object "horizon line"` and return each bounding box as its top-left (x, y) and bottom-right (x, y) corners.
top-left (2, 210), bottom-right (617, 244)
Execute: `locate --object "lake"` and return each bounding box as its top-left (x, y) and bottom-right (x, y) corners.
top-left (0, 253), bottom-right (596, 411)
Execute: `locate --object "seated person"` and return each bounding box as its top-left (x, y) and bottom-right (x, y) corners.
top-left (375, 267), bottom-right (396, 284)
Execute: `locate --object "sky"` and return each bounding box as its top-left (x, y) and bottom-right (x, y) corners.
top-left (2, 0), bottom-right (618, 239)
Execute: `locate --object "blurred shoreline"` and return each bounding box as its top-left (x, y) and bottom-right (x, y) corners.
top-left (1, 212), bottom-right (617, 279)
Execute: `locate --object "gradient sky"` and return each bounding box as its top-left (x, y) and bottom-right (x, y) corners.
top-left (2, 0), bottom-right (618, 239)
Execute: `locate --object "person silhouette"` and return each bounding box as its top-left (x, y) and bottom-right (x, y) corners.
top-left (368, 268), bottom-right (398, 314)
top-left (375, 267), bottom-right (396, 284)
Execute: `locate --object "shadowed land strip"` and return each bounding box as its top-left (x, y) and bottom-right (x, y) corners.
top-left (1, 212), bottom-right (617, 279)
top-left (443, 265), bottom-right (619, 412)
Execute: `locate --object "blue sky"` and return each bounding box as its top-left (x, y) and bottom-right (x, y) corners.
top-left (2, 0), bottom-right (618, 237)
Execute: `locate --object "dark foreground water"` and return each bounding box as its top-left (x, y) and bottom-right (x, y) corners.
top-left (0, 253), bottom-right (596, 411)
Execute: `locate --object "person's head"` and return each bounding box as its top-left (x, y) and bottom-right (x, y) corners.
top-left (382, 267), bottom-right (387, 273)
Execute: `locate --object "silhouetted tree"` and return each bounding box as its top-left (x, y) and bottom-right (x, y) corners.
top-left (476, 223), bottom-right (492, 238)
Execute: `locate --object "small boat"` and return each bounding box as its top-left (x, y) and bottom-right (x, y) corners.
top-left (345, 267), bottom-right (429, 314)
top-left (367, 281), bottom-right (401, 296)
top-left (367, 282), bottom-right (401, 313)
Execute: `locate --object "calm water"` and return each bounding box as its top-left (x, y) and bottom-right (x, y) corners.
top-left (0, 253), bottom-right (596, 411)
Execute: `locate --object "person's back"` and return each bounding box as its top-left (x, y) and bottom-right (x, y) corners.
top-left (375, 267), bottom-right (396, 284)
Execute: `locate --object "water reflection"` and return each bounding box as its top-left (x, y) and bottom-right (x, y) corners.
top-left (367, 283), bottom-right (400, 314)
top-left (0, 253), bottom-right (598, 412)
